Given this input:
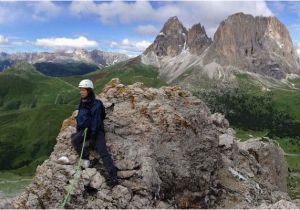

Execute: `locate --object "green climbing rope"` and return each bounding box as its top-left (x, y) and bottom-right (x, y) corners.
top-left (60, 128), bottom-right (88, 209)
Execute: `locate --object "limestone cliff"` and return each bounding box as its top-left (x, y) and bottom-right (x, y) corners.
top-left (203, 12), bottom-right (300, 79)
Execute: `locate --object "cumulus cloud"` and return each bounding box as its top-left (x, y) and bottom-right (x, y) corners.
top-left (0, 3), bottom-right (22, 25)
top-left (31, 1), bottom-right (62, 21)
top-left (0, 1), bottom-right (62, 25)
top-left (69, 1), bottom-right (274, 37)
top-left (70, 1), bottom-right (154, 24)
top-left (110, 38), bottom-right (151, 56)
top-left (35, 36), bottom-right (98, 50)
top-left (134, 24), bottom-right (159, 36)
top-left (0, 35), bottom-right (8, 45)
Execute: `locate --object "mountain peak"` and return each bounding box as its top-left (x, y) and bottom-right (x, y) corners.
top-left (143, 16), bottom-right (211, 58)
top-left (168, 16), bottom-right (179, 21)
top-left (73, 48), bottom-right (88, 55)
top-left (160, 16), bottom-right (187, 36)
top-left (143, 16), bottom-right (188, 57)
top-left (187, 23), bottom-right (212, 55)
top-left (203, 12), bottom-right (300, 79)
top-left (228, 12), bottom-right (252, 18)
top-left (165, 16), bottom-right (181, 25)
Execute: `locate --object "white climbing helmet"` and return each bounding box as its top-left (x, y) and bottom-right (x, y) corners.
top-left (78, 79), bottom-right (94, 89)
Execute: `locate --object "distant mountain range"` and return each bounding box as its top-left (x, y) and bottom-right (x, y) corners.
top-left (0, 49), bottom-right (129, 76)
top-left (1, 12), bottom-right (299, 84)
top-left (141, 13), bottom-right (300, 89)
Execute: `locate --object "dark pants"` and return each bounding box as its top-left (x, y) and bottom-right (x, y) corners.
top-left (71, 130), bottom-right (117, 180)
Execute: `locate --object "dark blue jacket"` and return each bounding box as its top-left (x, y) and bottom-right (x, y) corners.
top-left (76, 98), bottom-right (106, 138)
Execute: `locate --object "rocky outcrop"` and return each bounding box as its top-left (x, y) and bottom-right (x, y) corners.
top-left (259, 199), bottom-right (298, 209)
top-left (218, 136), bottom-right (290, 208)
top-left (10, 79), bottom-right (294, 208)
top-left (203, 12), bottom-right (300, 79)
top-left (238, 138), bottom-right (288, 192)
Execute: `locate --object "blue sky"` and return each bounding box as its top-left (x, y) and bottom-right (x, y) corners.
top-left (0, 1), bottom-right (299, 57)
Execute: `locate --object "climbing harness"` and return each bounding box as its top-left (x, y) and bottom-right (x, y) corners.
top-left (60, 128), bottom-right (88, 209)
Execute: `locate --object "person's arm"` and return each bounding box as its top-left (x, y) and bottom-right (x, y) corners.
top-left (100, 100), bottom-right (106, 120)
top-left (90, 103), bottom-right (101, 139)
top-left (76, 102), bottom-right (82, 132)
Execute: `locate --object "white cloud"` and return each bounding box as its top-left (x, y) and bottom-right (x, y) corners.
top-left (134, 24), bottom-right (159, 36)
top-left (0, 35), bottom-right (8, 45)
top-left (0, 1), bottom-right (62, 25)
top-left (135, 40), bottom-right (152, 51)
top-left (110, 38), bottom-right (151, 55)
top-left (35, 36), bottom-right (98, 50)
top-left (0, 3), bottom-right (22, 25)
top-left (69, 1), bottom-right (274, 37)
top-left (70, 1), bottom-right (154, 24)
top-left (31, 1), bottom-right (62, 21)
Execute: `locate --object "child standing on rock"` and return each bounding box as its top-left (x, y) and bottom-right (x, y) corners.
top-left (71, 79), bottom-right (119, 187)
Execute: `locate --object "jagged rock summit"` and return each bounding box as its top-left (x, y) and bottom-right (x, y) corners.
top-left (142, 13), bottom-right (300, 84)
top-left (10, 79), bottom-right (295, 208)
top-left (144, 16), bottom-right (211, 57)
top-left (142, 16), bottom-right (212, 83)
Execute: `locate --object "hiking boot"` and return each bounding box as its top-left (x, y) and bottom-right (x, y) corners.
top-left (81, 159), bottom-right (90, 169)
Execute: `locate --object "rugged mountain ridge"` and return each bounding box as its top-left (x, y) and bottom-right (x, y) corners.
top-left (0, 49), bottom-right (129, 72)
top-left (6, 79), bottom-right (297, 209)
top-left (144, 16), bottom-right (211, 57)
top-left (142, 16), bottom-right (212, 83)
top-left (142, 13), bottom-right (300, 85)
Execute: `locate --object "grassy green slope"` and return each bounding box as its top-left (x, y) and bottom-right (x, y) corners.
top-left (272, 79), bottom-right (300, 122)
top-left (0, 63), bottom-right (79, 110)
top-left (231, 73), bottom-right (300, 199)
top-left (0, 104), bottom-right (76, 171)
top-left (0, 59), bottom-right (166, 175)
top-left (61, 59), bottom-right (166, 95)
top-left (0, 63), bottom-right (79, 173)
